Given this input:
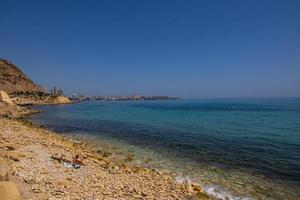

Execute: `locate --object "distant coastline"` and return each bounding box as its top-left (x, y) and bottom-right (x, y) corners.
top-left (70, 94), bottom-right (180, 102)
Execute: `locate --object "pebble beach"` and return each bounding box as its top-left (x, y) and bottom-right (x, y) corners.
top-left (0, 103), bottom-right (210, 200)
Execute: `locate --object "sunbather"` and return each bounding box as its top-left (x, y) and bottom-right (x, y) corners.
top-left (72, 155), bottom-right (85, 168)
top-left (51, 154), bottom-right (85, 169)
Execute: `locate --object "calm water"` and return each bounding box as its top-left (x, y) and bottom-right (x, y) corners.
top-left (30, 99), bottom-right (300, 200)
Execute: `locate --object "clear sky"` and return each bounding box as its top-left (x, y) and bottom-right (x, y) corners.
top-left (0, 0), bottom-right (300, 98)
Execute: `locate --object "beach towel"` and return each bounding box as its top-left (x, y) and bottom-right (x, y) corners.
top-left (63, 162), bottom-right (81, 169)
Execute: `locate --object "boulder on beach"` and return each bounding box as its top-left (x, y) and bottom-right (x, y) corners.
top-left (6, 151), bottom-right (20, 162)
top-left (0, 181), bottom-right (21, 200)
top-left (0, 91), bottom-right (13, 105)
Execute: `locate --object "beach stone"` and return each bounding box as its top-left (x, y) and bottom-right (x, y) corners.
top-left (192, 184), bottom-right (203, 193)
top-left (133, 194), bottom-right (143, 198)
top-left (120, 163), bottom-right (128, 168)
top-left (95, 155), bottom-right (104, 161)
top-left (124, 155), bottom-right (134, 162)
top-left (191, 192), bottom-right (210, 200)
top-left (141, 190), bottom-right (148, 197)
top-left (1, 113), bottom-right (13, 119)
top-left (98, 160), bottom-right (108, 167)
top-left (102, 152), bottom-right (112, 157)
top-left (32, 184), bottom-right (42, 193)
top-left (0, 171), bottom-right (9, 181)
top-left (6, 151), bottom-right (20, 161)
top-left (103, 157), bottom-right (112, 164)
top-left (0, 181), bottom-right (21, 200)
top-left (132, 166), bottom-right (143, 173)
top-left (186, 183), bottom-right (194, 194)
top-left (0, 158), bottom-right (10, 181)
top-left (35, 193), bottom-right (49, 200)
top-left (4, 145), bottom-right (15, 151)
top-left (113, 165), bottom-right (119, 170)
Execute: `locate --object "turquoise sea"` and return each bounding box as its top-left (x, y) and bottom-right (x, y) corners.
top-left (30, 99), bottom-right (300, 200)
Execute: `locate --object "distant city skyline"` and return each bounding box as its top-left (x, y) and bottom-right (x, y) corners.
top-left (1, 0), bottom-right (300, 98)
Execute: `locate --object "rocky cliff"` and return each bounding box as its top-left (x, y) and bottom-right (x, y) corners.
top-left (0, 59), bottom-right (45, 94)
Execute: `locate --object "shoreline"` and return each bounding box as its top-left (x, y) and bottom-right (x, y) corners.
top-left (26, 101), bottom-right (300, 200)
top-left (0, 103), bottom-right (211, 200)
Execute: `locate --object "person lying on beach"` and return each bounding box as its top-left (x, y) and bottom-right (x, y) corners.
top-left (51, 154), bottom-right (85, 169)
top-left (72, 155), bottom-right (85, 168)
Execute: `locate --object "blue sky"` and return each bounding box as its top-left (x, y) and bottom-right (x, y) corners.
top-left (0, 0), bottom-right (300, 98)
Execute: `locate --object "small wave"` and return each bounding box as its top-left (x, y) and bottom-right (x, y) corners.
top-left (204, 185), bottom-right (254, 200)
top-left (175, 176), bottom-right (253, 200)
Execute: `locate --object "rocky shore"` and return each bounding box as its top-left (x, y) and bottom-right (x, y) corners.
top-left (0, 103), bottom-right (211, 200)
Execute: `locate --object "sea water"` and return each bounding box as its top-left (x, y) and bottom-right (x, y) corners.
top-left (30, 98), bottom-right (300, 200)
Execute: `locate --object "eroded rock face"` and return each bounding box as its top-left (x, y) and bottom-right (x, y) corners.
top-left (43, 95), bottom-right (71, 104)
top-left (0, 91), bottom-right (13, 104)
top-left (0, 59), bottom-right (45, 94)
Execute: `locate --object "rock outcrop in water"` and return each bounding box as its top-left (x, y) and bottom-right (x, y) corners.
top-left (0, 59), bottom-right (45, 95)
top-left (43, 95), bottom-right (71, 104)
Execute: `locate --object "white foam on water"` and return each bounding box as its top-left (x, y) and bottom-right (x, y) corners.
top-left (203, 185), bottom-right (254, 200)
top-left (175, 176), bottom-right (191, 184)
top-left (175, 176), bottom-right (254, 200)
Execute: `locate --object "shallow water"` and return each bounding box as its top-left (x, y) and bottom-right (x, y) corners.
top-left (30, 99), bottom-right (300, 200)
